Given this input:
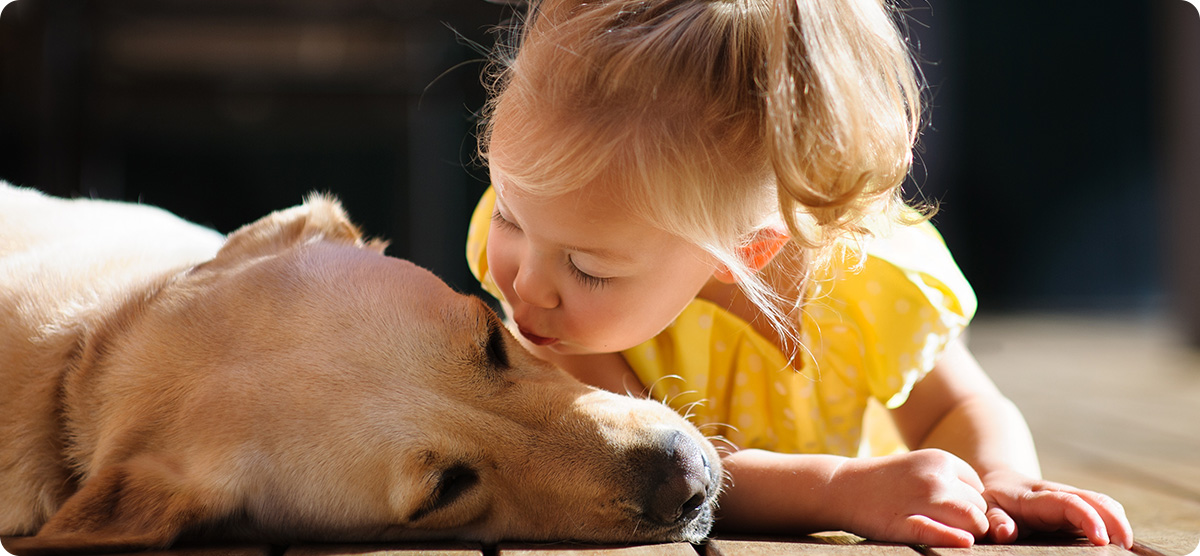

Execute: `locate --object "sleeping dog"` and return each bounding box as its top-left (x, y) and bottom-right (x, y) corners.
top-left (0, 184), bottom-right (720, 554)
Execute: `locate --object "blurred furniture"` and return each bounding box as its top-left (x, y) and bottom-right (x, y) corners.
top-left (0, 0), bottom-right (508, 294)
top-left (1160, 1), bottom-right (1200, 346)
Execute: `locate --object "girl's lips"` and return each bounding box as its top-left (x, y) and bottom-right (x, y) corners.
top-left (518, 327), bottom-right (559, 346)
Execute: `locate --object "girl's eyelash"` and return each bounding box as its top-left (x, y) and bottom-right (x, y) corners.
top-left (567, 258), bottom-right (612, 291)
top-left (491, 210), bottom-right (519, 231)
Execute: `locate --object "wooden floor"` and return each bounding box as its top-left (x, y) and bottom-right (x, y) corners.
top-left (966, 313), bottom-right (1200, 556)
top-left (4, 314), bottom-right (1198, 556)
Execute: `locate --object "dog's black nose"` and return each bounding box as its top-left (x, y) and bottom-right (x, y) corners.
top-left (638, 430), bottom-right (712, 525)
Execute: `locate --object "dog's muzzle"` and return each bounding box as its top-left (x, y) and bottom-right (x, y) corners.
top-left (642, 430), bottom-right (713, 525)
top-left (625, 428), bottom-right (719, 540)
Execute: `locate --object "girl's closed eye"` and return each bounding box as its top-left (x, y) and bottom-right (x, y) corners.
top-left (494, 206), bottom-right (612, 290)
top-left (491, 209), bottom-right (519, 232)
top-left (567, 256), bottom-right (612, 290)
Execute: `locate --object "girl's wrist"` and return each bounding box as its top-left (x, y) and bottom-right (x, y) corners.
top-left (824, 455), bottom-right (873, 531)
top-left (716, 450), bottom-right (852, 533)
top-left (979, 466), bottom-right (1031, 490)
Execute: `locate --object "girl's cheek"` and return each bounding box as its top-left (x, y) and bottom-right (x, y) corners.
top-left (486, 235), bottom-right (517, 293)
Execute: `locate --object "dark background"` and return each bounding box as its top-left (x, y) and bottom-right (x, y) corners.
top-left (0, 0), bottom-right (510, 295)
top-left (2, 0), bottom-right (1198, 341)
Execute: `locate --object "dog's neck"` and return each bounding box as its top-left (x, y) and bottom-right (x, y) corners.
top-left (56, 265), bottom-right (200, 478)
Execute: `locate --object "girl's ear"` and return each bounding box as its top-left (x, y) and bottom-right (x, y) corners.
top-left (3, 456), bottom-right (231, 555)
top-left (713, 227), bottom-right (790, 284)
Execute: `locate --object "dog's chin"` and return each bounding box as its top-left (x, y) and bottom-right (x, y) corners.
top-left (392, 498), bottom-right (718, 546)
top-left (657, 503), bottom-right (716, 544)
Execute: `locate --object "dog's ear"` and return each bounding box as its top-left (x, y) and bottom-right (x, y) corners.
top-left (212, 193), bottom-right (387, 267)
top-left (2, 456), bottom-right (231, 555)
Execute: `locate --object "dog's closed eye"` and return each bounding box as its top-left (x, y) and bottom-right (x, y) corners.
top-left (409, 465), bottom-right (480, 523)
top-left (485, 319), bottom-right (509, 370)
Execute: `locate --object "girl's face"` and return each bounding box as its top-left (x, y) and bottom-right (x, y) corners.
top-left (486, 170), bottom-right (718, 358)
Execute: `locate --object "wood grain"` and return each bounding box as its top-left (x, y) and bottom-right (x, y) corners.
top-left (968, 315), bottom-right (1200, 556)
top-left (922, 539), bottom-right (1132, 556)
top-left (498, 542), bottom-right (700, 556)
top-left (285, 542), bottom-right (483, 556)
top-left (705, 535), bottom-right (918, 556)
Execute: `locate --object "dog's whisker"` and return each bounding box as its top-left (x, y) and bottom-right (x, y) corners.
top-left (703, 431), bottom-right (741, 456)
top-left (661, 389), bottom-right (702, 414)
top-left (679, 399), bottom-right (708, 421)
top-left (645, 374), bottom-right (687, 401)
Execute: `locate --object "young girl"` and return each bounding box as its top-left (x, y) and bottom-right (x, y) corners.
top-left (464, 0), bottom-right (1133, 547)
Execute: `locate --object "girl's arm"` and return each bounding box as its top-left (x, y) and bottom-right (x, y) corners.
top-left (717, 338), bottom-right (1131, 548)
top-left (891, 337), bottom-right (1133, 547)
top-left (717, 448), bottom-right (992, 546)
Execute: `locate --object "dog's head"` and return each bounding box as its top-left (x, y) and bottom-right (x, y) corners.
top-left (8, 196), bottom-right (721, 554)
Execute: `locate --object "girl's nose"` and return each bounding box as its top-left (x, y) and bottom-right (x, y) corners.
top-left (513, 259), bottom-right (560, 309)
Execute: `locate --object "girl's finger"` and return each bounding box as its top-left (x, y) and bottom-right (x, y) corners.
top-left (986, 504), bottom-right (1019, 544)
top-left (901, 514), bottom-right (977, 548)
top-left (1071, 489), bottom-right (1133, 549)
top-left (1024, 490), bottom-right (1110, 545)
top-left (923, 486), bottom-right (989, 538)
top-left (952, 457), bottom-right (986, 494)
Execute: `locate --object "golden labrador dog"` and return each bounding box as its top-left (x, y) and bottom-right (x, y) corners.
top-left (0, 183), bottom-right (721, 555)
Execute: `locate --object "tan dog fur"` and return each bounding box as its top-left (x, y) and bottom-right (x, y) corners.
top-left (0, 184), bottom-right (720, 554)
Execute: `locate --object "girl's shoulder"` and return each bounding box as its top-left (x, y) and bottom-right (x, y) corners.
top-left (800, 220), bottom-right (977, 408)
top-left (819, 219), bottom-right (977, 325)
top-left (466, 187), bottom-right (503, 301)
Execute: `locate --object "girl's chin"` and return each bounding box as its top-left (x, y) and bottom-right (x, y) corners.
top-left (534, 342), bottom-right (580, 355)
top-left (526, 339), bottom-right (594, 357)
top-left (511, 328), bottom-right (629, 357)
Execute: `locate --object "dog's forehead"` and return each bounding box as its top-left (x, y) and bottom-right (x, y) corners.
top-left (295, 242), bottom-right (481, 320)
top-left (296, 243), bottom-right (445, 290)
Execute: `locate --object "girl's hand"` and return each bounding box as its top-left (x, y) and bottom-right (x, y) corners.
top-left (832, 449), bottom-right (990, 547)
top-left (980, 469), bottom-right (1133, 548)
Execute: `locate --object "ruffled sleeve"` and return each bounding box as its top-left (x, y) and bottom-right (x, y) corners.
top-left (620, 221), bottom-right (976, 456)
top-left (465, 187), bottom-right (504, 302)
top-left (815, 221), bottom-right (977, 410)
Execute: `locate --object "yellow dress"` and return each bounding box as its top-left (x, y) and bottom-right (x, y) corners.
top-left (466, 188), bottom-right (976, 456)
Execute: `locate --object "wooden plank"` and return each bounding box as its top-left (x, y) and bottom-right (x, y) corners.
top-left (498, 542), bottom-right (699, 556)
top-left (116, 545), bottom-right (276, 556)
top-left (285, 542), bottom-right (483, 556)
top-left (0, 540), bottom-right (274, 556)
top-left (705, 534), bottom-right (919, 556)
top-left (933, 546), bottom-right (1129, 556)
top-left (968, 315), bottom-right (1200, 556)
top-left (1036, 449), bottom-right (1200, 556)
top-left (921, 535), bottom-right (1135, 556)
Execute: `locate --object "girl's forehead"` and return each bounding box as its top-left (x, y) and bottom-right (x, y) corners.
top-left (496, 176), bottom-right (631, 231)
top-left (486, 101), bottom-right (663, 202)
top-left (490, 158), bottom-right (624, 216)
